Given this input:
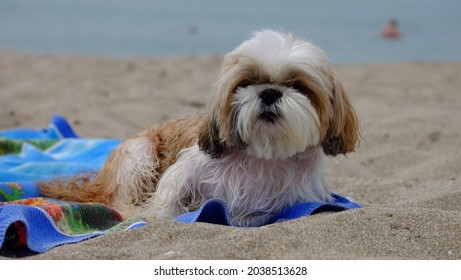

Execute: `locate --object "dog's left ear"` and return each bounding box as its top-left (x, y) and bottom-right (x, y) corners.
top-left (322, 76), bottom-right (360, 156)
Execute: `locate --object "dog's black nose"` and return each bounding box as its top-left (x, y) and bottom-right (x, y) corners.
top-left (259, 88), bottom-right (283, 105)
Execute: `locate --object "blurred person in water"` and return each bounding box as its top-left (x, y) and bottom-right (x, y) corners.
top-left (381, 18), bottom-right (402, 39)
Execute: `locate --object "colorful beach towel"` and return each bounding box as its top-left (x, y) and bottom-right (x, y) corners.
top-left (1, 115), bottom-right (361, 257)
top-left (0, 115), bottom-right (145, 257)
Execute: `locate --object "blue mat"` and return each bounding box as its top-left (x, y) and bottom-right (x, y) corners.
top-left (176, 194), bottom-right (361, 226)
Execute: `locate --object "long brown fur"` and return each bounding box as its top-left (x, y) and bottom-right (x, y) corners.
top-left (38, 112), bottom-right (206, 215)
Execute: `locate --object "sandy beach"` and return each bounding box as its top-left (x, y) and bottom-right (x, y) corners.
top-left (0, 51), bottom-right (460, 259)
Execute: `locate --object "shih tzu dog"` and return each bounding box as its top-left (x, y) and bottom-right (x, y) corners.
top-left (39, 30), bottom-right (360, 227)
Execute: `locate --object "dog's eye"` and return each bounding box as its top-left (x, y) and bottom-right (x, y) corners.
top-left (291, 82), bottom-right (309, 93)
top-left (236, 79), bottom-right (252, 89)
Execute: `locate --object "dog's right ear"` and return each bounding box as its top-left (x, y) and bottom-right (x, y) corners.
top-left (198, 52), bottom-right (246, 158)
top-left (198, 118), bottom-right (225, 158)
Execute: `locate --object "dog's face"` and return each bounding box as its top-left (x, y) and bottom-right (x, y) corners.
top-left (199, 30), bottom-right (360, 159)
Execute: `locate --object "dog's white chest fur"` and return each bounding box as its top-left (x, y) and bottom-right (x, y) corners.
top-left (147, 144), bottom-right (332, 226)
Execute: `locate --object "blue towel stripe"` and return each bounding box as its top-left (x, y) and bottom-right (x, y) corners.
top-left (176, 194), bottom-right (362, 226)
top-left (0, 205), bottom-right (104, 253)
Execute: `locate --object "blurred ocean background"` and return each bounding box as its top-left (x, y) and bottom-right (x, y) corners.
top-left (0, 0), bottom-right (460, 63)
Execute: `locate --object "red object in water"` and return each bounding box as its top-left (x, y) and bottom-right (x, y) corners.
top-left (381, 20), bottom-right (402, 39)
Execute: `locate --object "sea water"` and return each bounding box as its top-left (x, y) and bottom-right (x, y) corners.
top-left (0, 0), bottom-right (460, 63)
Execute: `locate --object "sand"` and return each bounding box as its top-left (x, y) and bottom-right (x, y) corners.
top-left (0, 51), bottom-right (460, 259)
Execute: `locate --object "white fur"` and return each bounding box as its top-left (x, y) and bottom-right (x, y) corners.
top-left (234, 84), bottom-right (321, 159)
top-left (144, 144), bottom-right (331, 227)
top-left (114, 137), bottom-right (159, 214)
